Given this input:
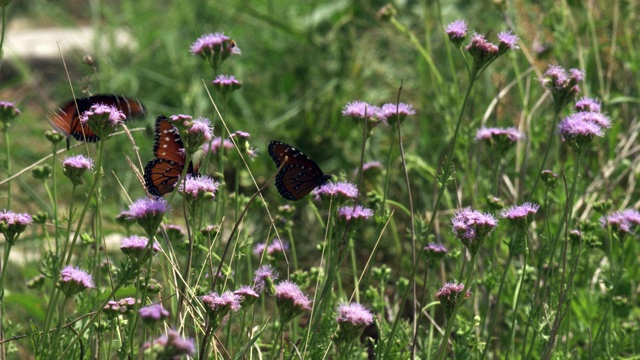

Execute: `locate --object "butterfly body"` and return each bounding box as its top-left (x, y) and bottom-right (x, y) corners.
top-left (144, 115), bottom-right (198, 196)
top-left (50, 94), bottom-right (146, 142)
top-left (268, 141), bottom-right (331, 201)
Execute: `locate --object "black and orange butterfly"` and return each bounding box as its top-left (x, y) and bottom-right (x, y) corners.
top-left (144, 115), bottom-right (198, 197)
top-left (49, 94), bottom-right (147, 142)
top-left (268, 141), bottom-right (331, 201)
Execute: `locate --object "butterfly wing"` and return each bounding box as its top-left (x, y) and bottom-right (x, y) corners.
top-left (268, 140), bottom-right (331, 201)
top-left (144, 115), bottom-right (198, 196)
top-left (49, 94), bottom-right (146, 142)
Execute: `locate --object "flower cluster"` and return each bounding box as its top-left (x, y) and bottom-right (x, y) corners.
top-left (338, 205), bottom-right (374, 222)
top-left (334, 302), bottom-right (375, 349)
top-left (103, 297), bottom-right (140, 317)
top-left (500, 202), bottom-right (540, 255)
top-left (79, 103), bottom-right (126, 140)
top-left (139, 304), bottom-right (170, 324)
top-left (190, 32), bottom-right (240, 73)
top-left (253, 265), bottom-right (278, 294)
top-left (424, 243), bottom-right (448, 261)
top-left (342, 100), bottom-right (415, 127)
top-left (178, 174), bottom-right (219, 202)
top-left (142, 329), bottom-right (195, 359)
top-left (444, 20), bottom-right (468, 46)
top-left (253, 239), bottom-right (289, 257)
top-left (313, 181), bottom-right (359, 202)
top-left (62, 155), bottom-right (94, 185)
top-left (212, 74), bottom-right (242, 95)
top-left (0, 100), bottom-right (21, 130)
top-left (200, 291), bottom-right (242, 329)
top-left (475, 127), bottom-right (524, 153)
top-left (0, 210), bottom-right (33, 244)
top-left (125, 198), bottom-right (169, 237)
top-left (600, 209), bottom-right (640, 238)
top-left (436, 282), bottom-right (471, 319)
top-left (557, 95), bottom-right (611, 150)
top-left (274, 280), bottom-right (312, 324)
top-left (57, 266), bottom-right (94, 296)
top-left (120, 235), bottom-right (162, 261)
top-left (540, 65), bottom-right (585, 113)
top-left (234, 285), bottom-right (260, 308)
top-left (451, 207), bottom-right (498, 255)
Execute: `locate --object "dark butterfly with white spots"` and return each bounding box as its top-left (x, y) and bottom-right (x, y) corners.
top-left (268, 140), bottom-right (331, 201)
top-left (49, 94), bottom-right (146, 142)
top-left (144, 115), bottom-right (198, 196)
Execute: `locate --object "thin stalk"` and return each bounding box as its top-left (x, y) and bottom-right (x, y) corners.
top-left (3, 130), bottom-right (10, 209)
top-left (481, 254), bottom-right (513, 359)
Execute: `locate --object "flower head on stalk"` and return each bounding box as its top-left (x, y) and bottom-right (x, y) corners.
top-left (424, 243), bottom-right (448, 261)
top-left (451, 207), bottom-right (498, 255)
top-left (444, 20), bottom-right (468, 47)
top-left (600, 209), bottom-right (640, 239)
top-left (190, 32), bottom-right (240, 73)
top-left (463, 30), bottom-right (518, 75)
top-left (103, 297), bottom-right (140, 318)
top-left (253, 265), bottom-right (278, 294)
top-left (120, 235), bottom-right (162, 262)
top-left (342, 101), bottom-right (384, 128)
top-left (0, 210), bottom-right (33, 244)
top-left (557, 112), bottom-right (605, 151)
top-left (338, 205), bottom-right (374, 222)
top-left (500, 202), bottom-right (540, 255)
top-left (139, 303), bottom-right (170, 324)
top-left (212, 74), bottom-right (242, 95)
top-left (125, 198), bottom-right (169, 237)
top-left (57, 266), bottom-right (94, 297)
top-left (575, 97), bottom-right (602, 113)
top-left (313, 181), bottom-right (358, 203)
top-left (203, 137), bottom-right (234, 154)
top-left (436, 282), bottom-right (471, 319)
top-left (0, 101), bottom-right (21, 131)
top-left (234, 285), bottom-right (260, 308)
top-left (230, 130), bottom-right (259, 160)
top-left (200, 291), bottom-right (242, 330)
top-left (475, 127), bottom-right (524, 154)
top-left (275, 280), bottom-right (312, 324)
top-left (334, 303), bottom-right (375, 348)
top-left (178, 174), bottom-right (219, 203)
top-left (379, 102), bottom-right (416, 126)
top-left (142, 329), bottom-right (195, 359)
top-left (62, 155), bottom-right (94, 185)
top-left (540, 65), bottom-right (584, 113)
top-left (79, 103), bottom-right (126, 140)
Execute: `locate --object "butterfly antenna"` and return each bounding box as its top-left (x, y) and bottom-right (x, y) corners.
top-left (211, 158), bottom-right (288, 290)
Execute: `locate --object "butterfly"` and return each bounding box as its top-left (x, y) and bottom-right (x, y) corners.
top-left (144, 115), bottom-right (198, 196)
top-left (49, 94), bottom-right (147, 142)
top-left (268, 140), bottom-right (331, 201)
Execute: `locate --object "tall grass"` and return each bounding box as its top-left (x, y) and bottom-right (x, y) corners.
top-left (0, 0), bottom-right (638, 358)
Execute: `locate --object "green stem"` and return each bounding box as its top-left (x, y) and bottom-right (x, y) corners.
top-left (0, 241), bottom-right (12, 360)
top-left (3, 130), bottom-right (10, 209)
top-left (506, 247), bottom-right (528, 358)
top-left (527, 112), bottom-right (561, 200)
top-left (481, 254), bottom-right (513, 359)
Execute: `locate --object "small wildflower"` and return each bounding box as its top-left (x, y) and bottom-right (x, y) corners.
top-left (541, 65), bottom-right (583, 113)
top-left (313, 181), bottom-right (359, 202)
top-left (180, 117), bottom-right (212, 152)
top-left (557, 112), bottom-right (604, 150)
top-left (336, 302), bottom-right (374, 328)
top-left (103, 297), bottom-right (140, 317)
top-left (169, 114), bottom-right (193, 128)
top-left (600, 209), bottom-right (640, 237)
top-left (203, 137), bottom-right (234, 154)
top-left (500, 202), bottom-right (539, 228)
top-left (254, 265), bottom-right (278, 294)
top-left (120, 235), bottom-right (162, 261)
top-left (466, 33), bottom-right (499, 69)
top-left (0, 101), bottom-right (21, 130)
top-left (445, 20), bottom-right (467, 46)
top-left (190, 32), bottom-right (240, 72)
top-left (178, 174), bottom-right (219, 202)
top-left (125, 198), bottom-right (169, 237)
top-left (62, 155), bottom-right (94, 185)
top-left (338, 205), bottom-right (374, 221)
top-left (451, 207), bottom-right (498, 255)
top-left (253, 239), bottom-right (289, 257)
top-left (201, 291), bottom-right (242, 329)
top-left (201, 224), bottom-right (220, 238)
top-left (497, 31), bottom-right (519, 53)
top-left (0, 210), bottom-right (33, 244)
top-left (142, 329), bottom-right (195, 359)
top-left (212, 74), bottom-right (242, 95)
top-left (275, 280), bottom-right (312, 324)
top-left (79, 104), bottom-right (126, 140)
top-left (139, 303), bottom-right (170, 323)
top-left (424, 243), bottom-right (448, 261)
top-left (234, 285), bottom-right (260, 308)
top-left (436, 282), bottom-right (471, 319)
top-left (58, 266), bottom-right (94, 296)
top-left (342, 101), bottom-right (383, 127)
top-left (577, 111), bottom-right (611, 129)
top-left (376, 3), bottom-right (396, 21)
top-left (379, 103), bottom-right (416, 125)
top-left (541, 169), bottom-right (558, 188)
top-left (575, 97), bottom-right (602, 113)
top-left (475, 127), bottom-right (524, 154)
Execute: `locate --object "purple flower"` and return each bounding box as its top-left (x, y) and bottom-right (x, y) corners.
top-left (120, 235), bottom-right (162, 260)
top-left (275, 280), bottom-right (312, 323)
top-left (313, 181), bottom-right (359, 202)
top-left (203, 137), bottom-right (234, 154)
top-left (169, 114), bottom-right (193, 127)
top-left (444, 20), bottom-right (467, 45)
top-left (180, 116), bottom-right (212, 152)
top-left (362, 161), bottom-right (383, 172)
top-left (253, 265), bottom-right (278, 293)
top-left (475, 127), bottom-right (524, 152)
top-left (201, 291), bottom-right (242, 329)
top-left (466, 33), bottom-right (499, 65)
top-left (336, 303), bottom-right (374, 328)
top-left (230, 130), bottom-right (250, 140)
top-left (500, 202), bottom-right (539, 225)
top-left (451, 208), bottom-right (498, 254)
top-left (557, 113), bottom-right (604, 147)
top-left (79, 104), bottom-right (126, 139)
top-left (125, 198), bottom-right (169, 237)
top-left (436, 282), bottom-right (471, 319)
top-left (0, 210), bottom-right (33, 244)
top-left (424, 243), bottom-right (448, 261)
top-left (191, 32), bottom-right (240, 56)
top-left (0, 101), bottom-right (21, 127)
top-left (104, 297), bottom-right (140, 317)
top-left (58, 266), bottom-right (94, 296)
top-left (379, 103), bottom-right (416, 125)
top-left (234, 285), bottom-right (260, 305)
top-left (575, 97), bottom-right (602, 113)
top-left (600, 209), bottom-right (640, 236)
top-left (342, 101), bottom-right (373, 119)
top-left (139, 304), bottom-right (170, 323)
top-left (576, 111), bottom-right (611, 129)
top-left (541, 65), bottom-right (583, 112)
top-left (497, 31), bottom-right (519, 52)
top-left (142, 329), bottom-right (195, 359)
top-left (177, 174), bottom-right (219, 201)
top-left (62, 155), bottom-right (94, 185)
top-left (212, 74), bottom-right (242, 94)
top-left (338, 205), bottom-right (374, 221)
